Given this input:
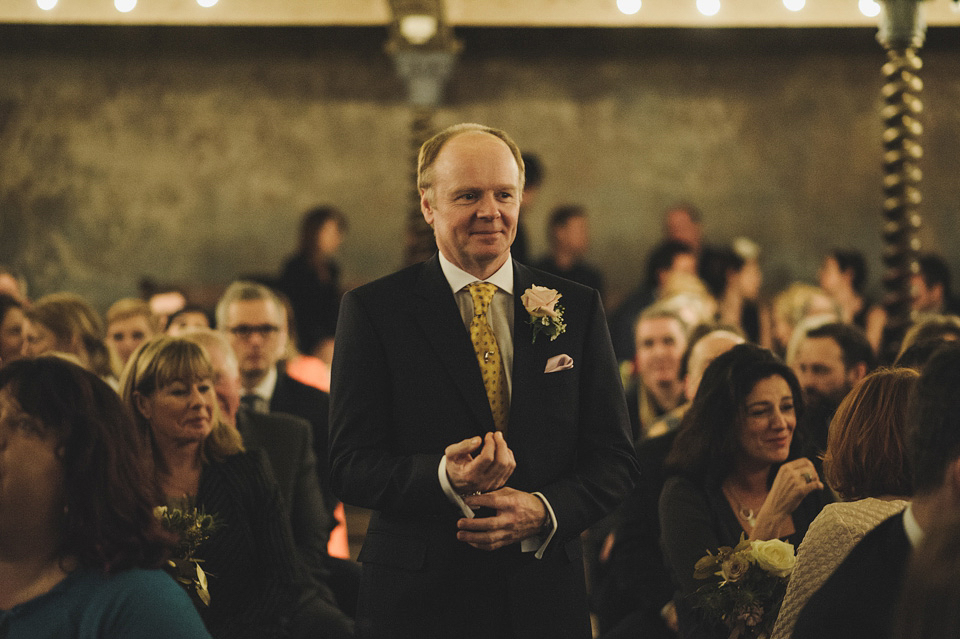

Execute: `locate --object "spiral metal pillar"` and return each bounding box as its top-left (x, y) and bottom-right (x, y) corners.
top-left (386, 0), bottom-right (461, 267)
top-left (877, 0), bottom-right (927, 363)
top-left (405, 106), bottom-right (440, 265)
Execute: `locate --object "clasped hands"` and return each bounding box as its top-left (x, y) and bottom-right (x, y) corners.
top-left (445, 432), bottom-right (548, 551)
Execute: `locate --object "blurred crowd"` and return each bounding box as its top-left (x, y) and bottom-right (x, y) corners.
top-left (3, 179), bottom-right (960, 639)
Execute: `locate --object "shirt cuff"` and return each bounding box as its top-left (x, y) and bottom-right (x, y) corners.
top-left (520, 492), bottom-right (558, 559)
top-left (438, 455), bottom-right (475, 518)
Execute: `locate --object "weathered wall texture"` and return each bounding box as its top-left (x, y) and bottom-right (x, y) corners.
top-left (1, 26), bottom-right (958, 311)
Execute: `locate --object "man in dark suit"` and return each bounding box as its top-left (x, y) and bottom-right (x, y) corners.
top-left (329, 123), bottom-right (639, 638)
top-left (215, 280), bottom-right (337, 524)
top-left (793, 343), bottom-right (960, 639)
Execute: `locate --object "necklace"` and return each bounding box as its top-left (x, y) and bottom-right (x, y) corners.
top-left (723, 483), bottom-right (757, 529)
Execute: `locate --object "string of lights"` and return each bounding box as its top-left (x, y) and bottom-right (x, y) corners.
top-left (30, 0), bottom-right (960, 18)
top-left (36, 0), bottom-right (219, 12)
top-left (613, 0), bottom-right (959, 18)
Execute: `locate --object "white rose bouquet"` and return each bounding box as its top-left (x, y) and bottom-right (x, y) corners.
top-left (689, 535), bottom-right (795, 639)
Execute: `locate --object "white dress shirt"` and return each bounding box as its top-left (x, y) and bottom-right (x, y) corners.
top-left (435, 251), bottom-right (558, 558)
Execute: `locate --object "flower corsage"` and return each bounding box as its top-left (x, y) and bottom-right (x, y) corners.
top-left (521, 285), bottom-right (567, 343)
top-left (155, 504), bottom-right (220, 608)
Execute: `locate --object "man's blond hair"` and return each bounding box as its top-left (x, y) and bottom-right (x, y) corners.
top-left (416, 123), bottom-right (525, 194)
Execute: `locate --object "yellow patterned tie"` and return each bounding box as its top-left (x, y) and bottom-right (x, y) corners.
top-left (466, 282), bottom-right (509, 433)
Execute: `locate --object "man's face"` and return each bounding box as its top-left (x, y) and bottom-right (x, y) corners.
top-left (635, 317), bottom-right (687, 387)
top-left (663, 209), bottom-right (701, 251)
top-left (685, 332), bottom-right (744, 402)
top-left (658, 253), bottom-right (697, 290)
top-left (911, 274), bottom-right (942, 313)
top-left (204, 342), bottom-right (242, 424)
top-left (555, 215), bottom-right (589, 256)
top-left (420, 132), bottom-right (521, 279)
top-left (224, 298), bottom-right (286, 388)
top-left (792, 336), bottom-right (854, 405)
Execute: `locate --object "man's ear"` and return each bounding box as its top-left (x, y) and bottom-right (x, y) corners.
top-left (420, 189), bottom-right (434, 226)
top-left (847, 362), bottom-right (868, 386)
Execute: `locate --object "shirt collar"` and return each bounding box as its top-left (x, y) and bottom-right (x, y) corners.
top-left (438, 251), bottom-right (514, 296)
top-left (902, 502), bottom-right (924, 549)
top-left (250, 364), bottom-right (278, 402)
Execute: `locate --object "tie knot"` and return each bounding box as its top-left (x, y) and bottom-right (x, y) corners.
top-left (467, 282), bottom-right (497, 317)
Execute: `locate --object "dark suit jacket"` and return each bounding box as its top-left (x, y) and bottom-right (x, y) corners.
top-left (329, 254), bottom-right (639, 639)
top-left (792, 512), bottom-right (911, 639)
top-left (269, 366), bottom-right (336, 526)
top-left (236, 407), bottom-right (332, 582)
top-left (595, 430), bottom-right (678, 638)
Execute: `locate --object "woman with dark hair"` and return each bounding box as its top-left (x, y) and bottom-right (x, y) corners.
top-left (771, 367), bottom-right (916, 639)
top-left (0, 356), bottom-right (210, 638)
top-left (0, 292), bottom-right (27, 364)
top-left (818, 249), bottom-right (886, 353)
top-left (120, 335), bottom-right (305, 639)
top-left (277, 206), bottom-right (347, 362)
top-left (659, 343), bottom-right (830, 639)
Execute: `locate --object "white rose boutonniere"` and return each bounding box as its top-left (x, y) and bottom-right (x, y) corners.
top-left (522, 285), bottom-right (567, 343)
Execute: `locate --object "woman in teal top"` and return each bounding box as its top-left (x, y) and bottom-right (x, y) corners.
top-left (0, 356), bottom-right (210, 639)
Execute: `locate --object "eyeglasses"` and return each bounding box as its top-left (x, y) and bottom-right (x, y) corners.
top-left (227, 324), bottom-right (281, 339)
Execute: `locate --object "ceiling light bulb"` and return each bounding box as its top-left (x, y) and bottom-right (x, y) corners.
top-left (697, 0), bottom-right (721, 17)
top-left (617, 0), bottom-right (642, 15)
top-left (115, 0), bottom-right (136, 12)
top-left (859, 0), bottom-right (881, 17)
top-left (399, 15), bottom-right (438, 45)
top-left (197, 0), bottom-right (219, 6)
top-left (37, 0), bottom-right (58, 9)
top-left (783, 0), bottom-right (805, 11)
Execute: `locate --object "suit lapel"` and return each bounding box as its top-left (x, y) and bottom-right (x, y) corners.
top-left (413, 254), bottom-right (496, 432)
top-left (509, 261), bottom-right (541, 436)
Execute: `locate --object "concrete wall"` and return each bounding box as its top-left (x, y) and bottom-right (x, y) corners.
top-left (1, 25), bottom-right (958, 312)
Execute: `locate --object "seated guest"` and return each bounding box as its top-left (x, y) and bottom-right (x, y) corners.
top-left (896, 314), bottom-right (960, 360)
top-left (626, 305), bottom-right (689, 442)
top-left (609, 240), bottom-right (697, 362)
top-left (186, 329), bottom-right (356, 627)
top-left (105, 297), bottom-right (157, 375)
top-left (911, 253), bottom-right (960, 316)
top-left (596, 327), bottom-right (743, 639)
top-left (533, 204), bottom-right (604, 297)
top-left (215, 281), bottom-right (338, 535)
top-left (0, 292), bottom-right (27, 364)
top-left (700, 239), bottom-right (764, 344)
top-left (660, 344), bottom-right (830, 639)
top-left (771, 368), bottom-right (916, 639)
top-left (24, 292), bottom-right (113, 381)
top-left (165, 305), bottom-right (213, 336)
top-left (0, 356), bottom-right (210, 638)
top-left (891, 510), bottom-right (960, 639)
top-left (789, 321), bottom-right (875, 457)
top-left (793, 343), bottom-right (960, 639)
top-left (647, 324), bottom-right (745, 438)
top-left (121, 335), bottom-right (305, 639)
top-left (770, 283), bottom-right (840, 359)
top-left (817, 249), bottom-right (885, 352)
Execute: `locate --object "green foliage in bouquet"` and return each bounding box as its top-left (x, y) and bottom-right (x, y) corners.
top-left (689, 535), bottom-right (796, 639)
top-left (155, 505), bottom-right (220, 607)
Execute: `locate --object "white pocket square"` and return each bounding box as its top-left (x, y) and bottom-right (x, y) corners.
top-left (544, 354), bottom-right (574, 373)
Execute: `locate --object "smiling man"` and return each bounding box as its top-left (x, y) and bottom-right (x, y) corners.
top-left (329, 123), bottom-right (638, 638)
